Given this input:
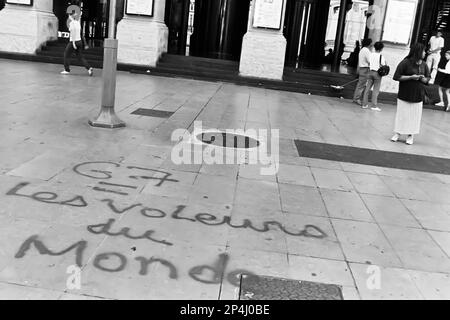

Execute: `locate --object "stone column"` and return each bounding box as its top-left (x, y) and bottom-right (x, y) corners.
top-left (116, 0), bottom-right (168, 66)
top-left (0, 0), bottom-right (58, 54)
top-left (239, 0), bottom-right (287, 80)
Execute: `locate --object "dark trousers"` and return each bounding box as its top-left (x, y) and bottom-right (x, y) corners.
top-left (63, 41), bottom-right (91, 72)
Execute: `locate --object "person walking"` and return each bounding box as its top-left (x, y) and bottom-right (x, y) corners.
top-left (391, 43), bottom-right (431, 145)
top-left (362, 42), bottom-right (387, 111)
top-left (434, 50), bottom-right (450, 111)
top-left (352, 38), bottom-right (372, 105)
top-left (61, 11), bottom-right (93, 76)
top-left (426, 30), bottom-right (445, 84)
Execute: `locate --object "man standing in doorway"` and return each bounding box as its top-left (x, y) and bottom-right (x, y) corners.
top-left (61, 11), bottom-right (93, 76)
top-left (353, 38), bottom-right (372, 106)
top-left (427, 30), bottom-right (445, 84)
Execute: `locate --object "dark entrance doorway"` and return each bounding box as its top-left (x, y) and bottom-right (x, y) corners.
top-left (283, 0), bottom-right (331, 68)
top-left (53, 0), bottom-right (124, 41)
top-left (165, 0), bottom-right (251, 61)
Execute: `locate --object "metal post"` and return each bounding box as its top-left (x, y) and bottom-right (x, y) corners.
top-left (332, 0), bottom-right (347, 72)
top-left (89, 0), bottom-right (125, 129)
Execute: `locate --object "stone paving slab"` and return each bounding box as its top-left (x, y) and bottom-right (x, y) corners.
top-left (1, 59), bottom-right (450, 300)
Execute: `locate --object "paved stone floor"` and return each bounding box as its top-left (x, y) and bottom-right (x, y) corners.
top-left (1, 59), bottom-right (450, 300)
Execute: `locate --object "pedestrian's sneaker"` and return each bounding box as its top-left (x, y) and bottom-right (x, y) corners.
top-left (446, 105), bottom-right (450, 112)
top-left (60, 70), bottom-right (70, 75)
top-left (406, 135), bottom-right (414, 145)
top-left (436, 101), bottom-right (445, 107)
top-left (391, 133), bottom-right (400, 142)
top-left (88, 68), bottom-right (93, 76)
top-left (353, 99), bottom-right (362, 106)
top-left (371, 107), bottom-right (382, 112)
top-left (361, 105), bottom-right (369, 109)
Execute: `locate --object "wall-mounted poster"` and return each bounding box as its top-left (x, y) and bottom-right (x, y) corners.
top-left (253, 0), bottom-right (284, 30)
top-left (126, 0), bottom-right (154, 17)
top-left (6, 0), bottom-right (33, 6)
top-left (382, 0), bottom-right (417, 45)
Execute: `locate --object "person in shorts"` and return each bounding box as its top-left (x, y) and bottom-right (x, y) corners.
top-left (435, 50), bottom-right (450, 111)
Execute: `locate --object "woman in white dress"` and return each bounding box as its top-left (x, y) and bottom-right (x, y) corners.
top-left (391, 44), bottom-right (431, 145)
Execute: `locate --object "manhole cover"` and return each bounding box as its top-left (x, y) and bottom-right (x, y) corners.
top-left (239, 274), bottom-right (343, 300)
top-left (196, 132), bottom-right (260, 149)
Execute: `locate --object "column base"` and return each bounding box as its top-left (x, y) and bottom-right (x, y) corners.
top-left (239, 31), bottom-right (287, 81)
top-left (89, 107), bottom-right (126, 129)
top-left (0, 8), bottom-right (58, 54)
top-left (117, 17), bottom-right (168, 67)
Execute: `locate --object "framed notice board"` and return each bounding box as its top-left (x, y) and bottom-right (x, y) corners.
top-left (253, 0), bottom-right (284, 30)
top-left (6, 0), bottom-right (33, 6)
top-left (125, 0), bottom-right (154, 17)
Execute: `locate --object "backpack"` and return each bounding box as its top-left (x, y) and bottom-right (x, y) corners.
top-left (377, 55), bottom-right (390, 77)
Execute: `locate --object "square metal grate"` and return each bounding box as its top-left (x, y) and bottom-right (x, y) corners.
top-left (131, 108), bottom-right (174, 118)
top-left (239, 274), bottom-right (343, 300)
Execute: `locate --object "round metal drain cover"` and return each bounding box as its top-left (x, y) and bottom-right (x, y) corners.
top-left (197, 132), bottom-right (260, 149)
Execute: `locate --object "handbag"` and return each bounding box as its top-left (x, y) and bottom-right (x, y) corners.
top-left (377, 55), bottom-right (390, 77)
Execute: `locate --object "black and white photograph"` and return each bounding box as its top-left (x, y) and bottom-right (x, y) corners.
top-left (0, 0), bottom-right (449, 308)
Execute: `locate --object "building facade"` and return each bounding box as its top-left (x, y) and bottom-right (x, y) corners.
top-left (0, 0), bottom-right (443, 80)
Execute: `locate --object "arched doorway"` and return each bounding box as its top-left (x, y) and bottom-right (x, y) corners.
top-left (283, 0), bottom-right (331, 68)
top-left (165, 0), bottom-right (251, 61)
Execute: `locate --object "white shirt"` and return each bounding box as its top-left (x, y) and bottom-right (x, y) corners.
top-left (358, 47), bottom-right (371, 68)
top-left (69, 20), bottom-right (81, 42)
top-left (429, 36), bottom-right (444, 54)
top-left (369, 52), bottom-right (386, 71)
top-left (441, 60), bottom-right (450, 74)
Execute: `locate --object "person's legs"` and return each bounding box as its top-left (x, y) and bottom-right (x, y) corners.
top-left (362, 73), bottom-right (374, 108)
top-left (74, 41), bottom-right (92, 71)
top-left (426, 54), bottom-right (433, 71)
top-left (63, 42), bottom-right (74, 72)
top-left (406, 135), bottom-right (414, 145)
top-left (391, 132), bottom-right (400, 142)
top-left (446, 89), bottom-right (450, 111)
top-left (371, 73), bottom-right (382, 107)
top-left (437, 86), bottom-right (445, 106)
top-left (430, 54), bottom-right (440, 82)
top-left (353, 68), bottom-right (369, 103)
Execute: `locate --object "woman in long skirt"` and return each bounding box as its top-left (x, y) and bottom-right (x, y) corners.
top-left (391, 44), bottom-right (431, 145)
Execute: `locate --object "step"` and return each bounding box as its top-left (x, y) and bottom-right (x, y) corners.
top-left (10, 54), bottom-right (104, 69)
top-left (284, 70), bottom-right (355, 82)
top-left (132, 67), bottom-right (397, 104)
top-left (157, 60), bottom-right (239, 73)
top-left (159, 55), bottom-right (239, 71)
top-left (37, 50), bottom-right (103, 61)
top-left (133, 69), bottom-right (344, 97)
top-left (137, 67), bottom-right (355, 94)
top-left (156, 62), bottom-right (238, 76)
top-left (160, 53), bottom-right (238, 67)
top-left (150, 65), bottom-right (240, 81)
top-left (40, 46), bottom-right (104, 55)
